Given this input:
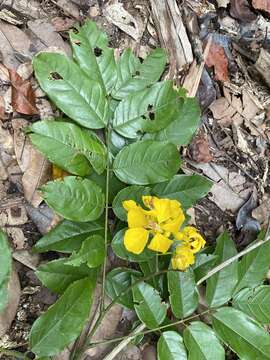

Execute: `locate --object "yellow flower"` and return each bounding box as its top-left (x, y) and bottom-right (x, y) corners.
top-left (175, 226), bottom-right (206, 253)
top-left (123, 196), bottom-right (185, 255)
top-left (171, 245), bottom-right (195, 271)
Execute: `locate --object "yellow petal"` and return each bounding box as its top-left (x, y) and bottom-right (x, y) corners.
top-left (189, 234), bottom-right (206, 253)
top-left (162, 213), bottom-right (185, 234)
top-left (148, 233), bottom-right (173, 254)
top-left (127, 208), bottom-right (148, 228)
top-left (142, 196), bottom-right (154, 209)
top-left (124, 228), bottom-right (149, 254)
top-left (153, 197), bottom-right (171, 223)
top-left (169, 199), bottom-right (182, 218)
top-left (123, 200), bottom-right (138, 211)
top-left (171, 245), bottom-right (195, 270)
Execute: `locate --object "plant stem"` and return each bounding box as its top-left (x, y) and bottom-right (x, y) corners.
top-left (88, 309), bottom-right (211, 350)
top-left (0, 348), bottom-right (25, 359)
top-left (100, 125), bottom-right (111, 313)
top-left (197, 234), bottom-right (270, 286)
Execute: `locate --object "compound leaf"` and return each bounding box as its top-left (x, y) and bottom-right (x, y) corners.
top-left (158, 331), bottom-right (187, 360)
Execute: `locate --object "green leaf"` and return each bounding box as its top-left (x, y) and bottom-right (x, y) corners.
top-left (33, 52), bottom-right (110, 129)
top-left (105, 267), bottom-right (141, 309)
top-left (65, 235), bottom-right (105, 268)
top-left (70, 20), bottom-right (117, 93)
top-left (30, 120), bottom-right (107, 175)
top-left (113, 140), bottom-right (180, 185)
top-left (0, 229), bottom-right (12, 312)
top-left (87, 171), bottom-right (125, 204)
top-left (111, 228), bottom-right (155, 262)
top-left (33, 219), bottom-right (104, 253)
top-left (133, 281), bottom-right (167, 328)
top-left (41, 176), bottom-right (105, 222)
top-left (149, 97), bottom-right (200, 145)
top-left (233, 285), bottom-right (270, 324)
top-left (213, 307), bottom-right (270, 360)
top-left (158, 331), bottom-right (187, 360)
top-left (112, 48), bottom-right (166, 99)
top-left (36, 258), bottom-right (97, 294)
top-left (233, 239), bottom-right (270, 295)
top-left (193, 253), bottom-right (218, 282)
top-left (206, 232), bottom-right (238, 308)
top-left (168, 268), bottom-right (198, 319)
top-left (113, 81), bottom-right (180, 139)
top-left (112, 185), bottom-right (151, 221)
top-left (30, 277), bottom-right (96, 357)
top-left (152, 174), bottom-right (212, 209)
top-left (183, 321), bottom-right (225, 360)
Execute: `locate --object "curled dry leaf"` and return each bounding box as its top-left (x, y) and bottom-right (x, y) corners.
top-left (9, 69), bottom-right (38, 115)
top-left (206, 42), bottom-right (228, 82)
top-left (0, 268), bottom-right (21, 337)
top-left (22, 146), bottom-right (51, 207)
top-left (230, 0), bottom-right (257, 22)
top-left (252, 0), bottom-right (270, 14)
top-left (188, 130), bottom-right (213, 163)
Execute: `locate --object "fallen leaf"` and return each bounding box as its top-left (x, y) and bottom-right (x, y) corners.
top-left (51, 0), bottom-right (80, 19)
top-left (188, 131), bottom-right (213, 163)
top-left (189, 162), bottom-right (250, 212)
top-left (104, 1), bottom-right (145, 41)
top-left (254, 48), bottom-right (270, 88)
top-left (22, 146), bottom-right (51, 207)
top-left (27, 19), bottom-right (71, 55)
top-left (12, 250), bottom-right (40, 270)
top-left (0, 268), bottom-right (21, 337)
top-left (25, 203), bottom-right (55, 235)
top-left (252, 194), bottom-right (270, 227)
top-left (9, 69), bottom-right (38, 115)
top-left (85, 285), bottom-right (123, 359)
top-left (252, 0), bottom-right (270, 13)
top-left (12, 118), bottom-right (31, 172)
top-left (217, 0), bottom-right (230, 8)
top-left (51, 17), bottom-right (76, 32)
top-left (230, 0), bottom-right (257, 22)
top-left (206, 42), bottom-right (229, 81)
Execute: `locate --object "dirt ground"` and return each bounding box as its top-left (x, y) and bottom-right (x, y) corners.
top-left (0, 0), bottom-right (269, 359)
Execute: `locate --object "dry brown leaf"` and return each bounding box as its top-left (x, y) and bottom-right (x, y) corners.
top-left (9, 69), bottom-right (38, 115)
top-left (12, 250), bottom-right (40, 270)
top-left (230, 0), bottom-right (257, 21)
top-left (254, 48), bottom-right (270, 88)
top-left (51, 17), bottom-right (76, 32)
top-left (189, 162), bottom-right (250, 212)
top-left (217, 0), bottom-right (230, 8)
top-left (104, 1), bottom-right (146, 41)
top-left (252, 0), bottom-right (270, 13)
top-left (206, 42), bottom-right (229, 82)
top-left (188, 131), bottom-right (213, 163)
top-left (22, 146), bottom-right (51, 207)
top-left (252, 194), bottom-right (270, 227)
top-left (12, 118), bottom-right (31, 172)
top-left (0, 268), bottom-right (21, 337)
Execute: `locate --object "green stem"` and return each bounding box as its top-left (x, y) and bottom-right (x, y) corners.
top-left (0, 348), bottom-right (25, 359)
top-left (101, 125), bottom-right (111, 313)
top-left (87, 309), bottom-right (211, 349)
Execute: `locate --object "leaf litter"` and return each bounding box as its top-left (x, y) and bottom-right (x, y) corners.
top-left (0, 0), bottom-right (270, 358)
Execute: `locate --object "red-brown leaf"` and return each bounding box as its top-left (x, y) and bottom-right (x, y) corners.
top-left (188, 131), bottom-right (213, 164)
top-left (230, 0), bottom-right (257, 21)
top-left (206, 42), bottom-right (229, 82)
top-left (9, 69), bottom-right (38, 115)
top-left (252, 0), bottom-right (270, 14)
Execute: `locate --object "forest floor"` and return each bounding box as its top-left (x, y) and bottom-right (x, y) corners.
top-left (0, 0), bottom-right (269, 359)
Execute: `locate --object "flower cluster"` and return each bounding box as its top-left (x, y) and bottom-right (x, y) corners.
top-left (122, 196), bottom-right (206, 271)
